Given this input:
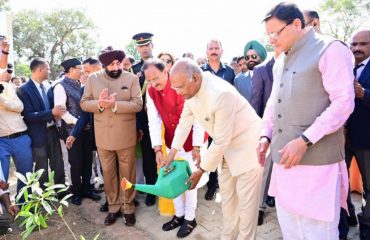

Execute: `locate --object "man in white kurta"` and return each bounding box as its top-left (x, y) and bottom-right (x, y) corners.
top-left (166, 59), bottom-right (263, 240)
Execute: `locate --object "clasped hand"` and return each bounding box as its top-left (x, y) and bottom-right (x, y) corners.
top-left (98, 88), bottom-right (117, 109)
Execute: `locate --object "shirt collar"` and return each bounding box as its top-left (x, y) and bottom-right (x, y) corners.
top-left (31, 79), bottom-right (41, 88)
top-left (359, 56), bottom-right (370, 67)
top-left (195, 72), bottom-right (209, 98)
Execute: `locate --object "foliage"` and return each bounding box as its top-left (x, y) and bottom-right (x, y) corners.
top-left (0, 0), bottom-right (10, 11)
top-left (15, 170), bottom-right (99, 240)
top-left (14, 62), bottom-right (31, 78)
top-left (125, 40), bottom-right (141, 62)
top-left (13, 8), bottom-right (99, 79)
top-left (320, 0), bottom-right (370, 42)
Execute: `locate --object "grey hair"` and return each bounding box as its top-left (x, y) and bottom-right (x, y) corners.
top-left (170, 58), bottom-right (203, 82)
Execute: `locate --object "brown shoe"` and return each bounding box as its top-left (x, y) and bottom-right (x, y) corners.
top-left (104, 211), bottom-right (121, 226)
top-left (123, 213), bottom-right (136, 226)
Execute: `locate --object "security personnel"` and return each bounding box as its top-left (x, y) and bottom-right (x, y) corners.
top-left (131, 32), bottom-right (157, 206)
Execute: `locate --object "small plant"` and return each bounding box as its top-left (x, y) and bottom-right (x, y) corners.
top-left (14, 169), bottom-right (99, 240)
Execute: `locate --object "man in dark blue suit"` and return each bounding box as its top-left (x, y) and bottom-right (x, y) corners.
top-left (17, 57), bottom-right (65, 187)
top-left (250, 56), bottom-right (275, 226)
top-left (346, 29), bottom-right (370, 240)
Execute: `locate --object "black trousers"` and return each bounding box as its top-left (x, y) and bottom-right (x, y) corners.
top-left (339, 139), bottom-right (370, 237)
top-left (33, 126), bottom-right (65, 187)
top-left (140, 127), bottom-right (157, 189)
top-left (67, 130), bottom-right (93, 197)
top-left (206, 136), bottom-right (219, 190)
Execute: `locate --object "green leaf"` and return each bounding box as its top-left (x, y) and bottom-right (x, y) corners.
top-left (46, 184), bottom-right (67, 191)
top-left (41, 200), bottom-right (53, 215)
top-left (39, 215), bottom-right (47, 228)
top-left (15, 172), bottom-right (28, 185)
top-left (93, 233), bottom-right (100, 240)
top-left (60, 200), bottom-right (69, 207)
top-left (80, 236), bottom-right (86, 240)
top-left (22, 224), bottom-right (36, 240)
top-left (17, 211), bottom-right (33, 217)
top-left (61, 193), bottom-right (73, 202)
top-left (57, 205), bottom-right (63, 217)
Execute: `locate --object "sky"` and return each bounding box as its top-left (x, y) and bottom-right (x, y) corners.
top-left (8, 0), bottom-right (323, 62)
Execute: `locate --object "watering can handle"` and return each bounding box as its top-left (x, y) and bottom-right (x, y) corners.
top-left (163, 165), bottom-right (175, 176)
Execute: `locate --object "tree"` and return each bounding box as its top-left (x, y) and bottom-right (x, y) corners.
top-left (0, 0), bottom-right (10, 11)
top-left (14, 62), bottom-right (31, 78)
top-left (320, 0), bottom-right (370, 42)
top-left (124, 40), bottom-right (141, 62)
top-left (13, 9), bottom-right (99, 79)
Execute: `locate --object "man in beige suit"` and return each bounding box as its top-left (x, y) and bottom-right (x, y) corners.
top-left (165, 59), bottom-right (263, 240)
top-left (80, 47), bottom-right (142, 226)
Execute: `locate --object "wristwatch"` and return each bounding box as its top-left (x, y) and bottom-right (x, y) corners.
top-left (301, 134), bottom-right (313, 148)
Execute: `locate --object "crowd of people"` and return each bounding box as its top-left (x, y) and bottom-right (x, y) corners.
top-left (0, 2), bottom-right (370, 239)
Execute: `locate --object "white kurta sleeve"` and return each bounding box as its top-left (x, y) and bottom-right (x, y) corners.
top-left (54, 84), bottom-right (78, 125)
top-left (146, 89), bottom-right (163, 148)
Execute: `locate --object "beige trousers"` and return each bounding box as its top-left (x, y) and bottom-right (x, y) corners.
top-left (219, 162), bottom-right (263, 240)
top-left (98, 146), bottom-right (136, 214)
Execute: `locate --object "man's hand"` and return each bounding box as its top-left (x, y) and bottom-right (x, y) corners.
top-left (354, 80), bottom-right (365, 99)
top-left (99, 92), bottom-right (117, 109)
top-left (65, 136), bottom-right (76, 149)
top-left (162, 149), bottom-right (177, 169)
top-left (185, 169), bottom-right (203, 190)
top-left (154, 146), bottom-right (163, 165)
top-left (0, 180), bottom-right (9, 191)
top-left (137, 129), bottom-right (144, 142)
top-left (8, 205), bottom-right (19, 216)
top-left (257, 137), bottom-right (270, 167)
top-left (278, 137), bottom-right (308, 169)
top-left (52, 105), bottom-right (65, 118)
top-left (192, 147), bottom-right (201, 168)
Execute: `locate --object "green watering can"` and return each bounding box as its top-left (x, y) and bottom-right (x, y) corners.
top-left (121, 160), bottom-right (192, 199)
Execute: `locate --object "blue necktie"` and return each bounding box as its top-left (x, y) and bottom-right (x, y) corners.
top-left (40, 83), bottom-right (50, 110)
top-left (353, 63), bottom-right (364, 79)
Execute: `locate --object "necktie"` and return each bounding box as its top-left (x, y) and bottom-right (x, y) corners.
top-left (40, 83), bottom-right (50, 110)
top-left (353, 63), bottom-right (364, 79)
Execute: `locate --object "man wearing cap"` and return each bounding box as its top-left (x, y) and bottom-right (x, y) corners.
top-left (81, 47), bottom-right (142, 226)
top-left (131, 32), bottom-right (158, 206)
top-left (54, 58), bottom-right (101, 206)
top-left (201, 39), bottom-right (235, 201)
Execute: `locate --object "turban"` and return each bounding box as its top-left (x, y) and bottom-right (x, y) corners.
top-left (61, 58), bottom-right (82, 72)
top-left (98, 46), bottom-right (125, 67)
top-left (243, 40), bottom-right (267, 62)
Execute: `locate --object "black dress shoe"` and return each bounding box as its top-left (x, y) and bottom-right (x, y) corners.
top-left (82, 191), bottom-right (101, 201)
top-left (145, 194), bottom-right (156, 206)
top-left (205, 188), bottom-right (216, 201)
top-left (266, 195), bottom-right (275, 208)
top-left (177, 219), bottom-right (197, 238)
top-left (104, 211), bottom-right (121, 226)
top-left (162, 216), bottom-right (184, 231)
top-left (123, 213), bottom-right (136, 226)
top-left (347, 212), bottom-right (358, 226)
top-left (258, 210), bottom-right (264, 226)
top-left (71, 196), bottom-right (82, 205)
top-left (100, 200), bottom-right (108, 212)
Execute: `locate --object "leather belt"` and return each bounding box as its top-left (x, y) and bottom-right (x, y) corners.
top-left (2, 131), bottom-right (27, 139)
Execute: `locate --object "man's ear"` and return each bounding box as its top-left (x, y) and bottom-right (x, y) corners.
top-left (193, 72), bottom-right (201, 82)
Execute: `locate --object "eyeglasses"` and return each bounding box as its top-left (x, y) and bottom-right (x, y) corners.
top-left (305, 19), bottom-right (314, 26)
top-left (245, 54), bottom-right (258, 61)
top-left (267, 21), bottom-right (292, 40)
top-left (161, 59), bottom-right (172, 64)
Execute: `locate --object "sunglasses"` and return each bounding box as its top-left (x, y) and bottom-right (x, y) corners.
top-left (245, 54), bottom-right (258, 61)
